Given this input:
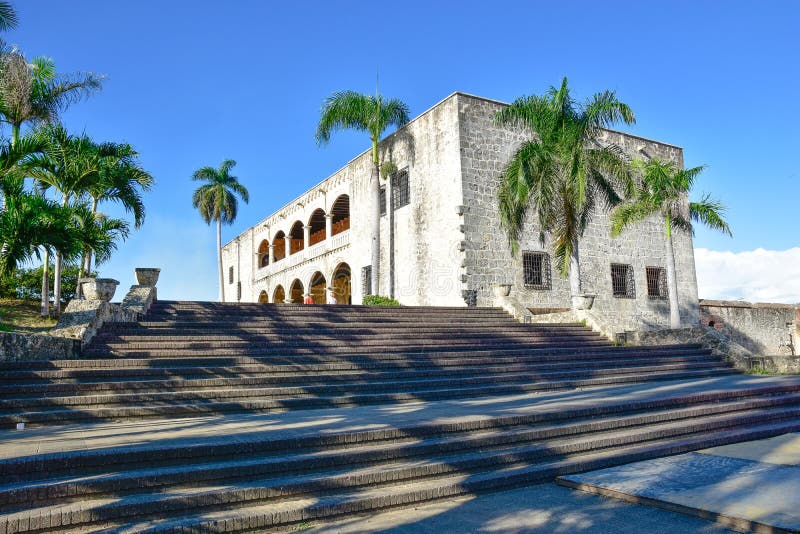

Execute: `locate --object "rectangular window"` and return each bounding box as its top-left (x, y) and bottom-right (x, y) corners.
top-left (228, 266), bottom-right (234, 284)
top-left (379, 186), bottom-right (386, 216)
top-left (392, 169), bottom-right (410, 210)
top-left (237, 281), bottom-right (242, 301)
top-left (610, 263), bottom-right (635, 298)
top-left (361, 265), bottom-right (372, 296)
top-left (522, 251), bottom-right (551, 289)
top-left (646, 266), bottom-right (668, 299)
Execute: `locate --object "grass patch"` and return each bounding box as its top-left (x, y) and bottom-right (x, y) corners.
top-left (0, 298), bottom-right (56, 334)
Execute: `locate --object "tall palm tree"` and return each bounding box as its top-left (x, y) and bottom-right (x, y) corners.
top-left (192, 159), bottom-right (249, 302)
top-left (496, 77), bottom-right (635, 305)
top-left (0, 2), bottom-right (17, 33)
top-left (611, 158), bottom-right (731, 328)
top-left (315, 90), bottom-right (410, 296)
top-left (0, 52), bottom-right (103, 145)
top-left (24, 125), bottom-right (100, 315)
top-left (79, 142), bottom-right (152, 288)
top-left (71, 203), bottom-right (130, 274)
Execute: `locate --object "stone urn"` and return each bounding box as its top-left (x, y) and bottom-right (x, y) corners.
top-left (493, 284), bottom-right (512, 298)
top-left (135, 267), bottom-right (161, 287)
top-left (571, 294), bottom-right (596, 310)
top-left (80, 278), bottom-right (119, 302)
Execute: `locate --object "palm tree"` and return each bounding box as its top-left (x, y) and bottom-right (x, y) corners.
top-left (24, 125), bottom-right (101, 315)
top-left (79, 142), bottom-right (152, 289)
top-left (496, 77), bottom-right (635, 306)
top-left (71, 203), bottom-right (130, 274)
top-left (0, 52), bottom-right (103, 145)
top-left (0, 181), bottom-right (75, 276)
top-left (611, 158), bottom-right (731, 328)
top-left (192, 159), bottom-right (249, 302)
top-left (315, 90), bottom-right (410, 296)
top-left (0, 2), bottom-right (17, 33)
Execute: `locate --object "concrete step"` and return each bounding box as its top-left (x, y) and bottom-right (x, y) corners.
top-left (3, 410), bottom-right (799, 533)
top-left (0, 356), bottom-right (723, 393)
top-left (0, 367), bottom-right (738, 427)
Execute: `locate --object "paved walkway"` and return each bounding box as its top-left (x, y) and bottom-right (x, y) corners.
top-left (3, 374), bottom-right (799, 462)
top-left (560, 433), bottom-right (800, 532)
top-left (290, 483), bottom-right (733, 533)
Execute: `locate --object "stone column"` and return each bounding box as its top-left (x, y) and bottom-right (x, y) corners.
top-left (284, 236), bottom-right (291, 258)
top-left (325, 213), bottom-right (333, 242)
top-left (268, 244), bottom-right (275, 264)
top-left (303, 225), bottom-right (311, 249)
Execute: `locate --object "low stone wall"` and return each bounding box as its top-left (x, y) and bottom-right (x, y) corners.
top-left (49, 300), bottom-right (140, 346)
top-left (700, 299), bottom-right (798, 357)
top-left (0, 331), bottom-right (80, 362)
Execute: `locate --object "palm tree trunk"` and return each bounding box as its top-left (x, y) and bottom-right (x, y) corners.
top-left (665, 216), bottom-right (680, 329)
top-left (369, 160), bottom-right (380, 296)
top-left (387, 172), bottom-right (395, 299)
top-left (80, 197), bottom-right (99, 296)
top-left (568, 239), bottom-right (581, 298)
top-left (10, 123), bottom-right (19, 147)
top-left (40, 249), bottom-right (50, 318)
top-left (217, 219), bottom-right (225, 302)
top-left (53, 251), bottom-right (63, 316)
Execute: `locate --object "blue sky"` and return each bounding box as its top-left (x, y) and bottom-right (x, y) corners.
top-left (9, 1), bottom-right (800, 302)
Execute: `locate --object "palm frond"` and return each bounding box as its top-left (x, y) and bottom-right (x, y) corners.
top-left (690, 194), bottom-right (732, 237)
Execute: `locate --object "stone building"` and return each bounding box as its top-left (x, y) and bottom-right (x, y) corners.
top-left (221, 92), bottom-right (700, 331)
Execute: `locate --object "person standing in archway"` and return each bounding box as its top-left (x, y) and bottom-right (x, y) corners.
top-left (326, 287), bottom-right (337, 305)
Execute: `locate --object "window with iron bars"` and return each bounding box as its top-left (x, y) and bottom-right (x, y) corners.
top-left (361, 265), bottom-right (372, 296)
top-left (522, 251), bottom-right (551, 289)
top-left (610, 263), bottom-right (635, 298)
top-left (228, 266), bottom-right (234, 284)
top-left (391, 169), bottom-right (409, 210)
top-left (379, 186), bottom-right (386, 216)
top-left (646, 266), bottom-right (668, 299)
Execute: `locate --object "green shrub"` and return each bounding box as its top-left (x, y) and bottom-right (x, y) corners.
top-left (362, 295), bottom-right (401, 306)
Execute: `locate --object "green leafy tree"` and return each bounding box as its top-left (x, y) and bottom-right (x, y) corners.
top-left (24, 125), bottom-right (101, 315)
top-left (0, 52), bottom-right (102, 145)
top-left (192, 159), bottom-right (249, 301)
top-left (496, 77), bottom-right (635, 305)
top-left (315, 90), bottom-right (410, 296)
top-left (611, 158), bottom-right (732, 328)
top-left (80, 142), bottom-right (152, 289)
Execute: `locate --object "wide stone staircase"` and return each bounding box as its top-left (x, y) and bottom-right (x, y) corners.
top-left (1, 301), bottom-right (799, 532)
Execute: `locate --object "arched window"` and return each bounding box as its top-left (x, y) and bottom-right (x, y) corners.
top-left (257, 240), bottom-right (269, 268)
top-left (273, 285), bottom-right (285, 304)
top-left (332, 262), bottom-right (351, 305)
top-left (258, 290), bottom-right (268, 303)
top-left (331, 194), bottom-right (350, 235)
top-left (289, 279), bottom-right (304, 303)
top-left (273, 231), bottom-right (286, 262)
top-left (289, 221), bottom-right (304, 254)
top-left (308, 209), bottom-right (326, 246)
top-left (309, 271), bottom-right (327, 304)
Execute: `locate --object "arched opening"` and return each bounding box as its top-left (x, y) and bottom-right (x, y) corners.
top-left (309, 271), bottom-right (327, 304)
top-left (257, 240), bottom-right (269, 268)
top-left (332, 262), bottom-right (351, 304)
top-left (273, 231), bottom-right (286, 262)
top-left (331, 194), bottom-right (350, 235)
top-left (289, 279), bottom-right (304, 303)
top-left (308, 209), bottom-right (326, 246)
top-left (289, 221), bottom-right (304, 254)
top-left (258, 290), bottom-right (268, 303)
top-left (273, 285), bottom-right (285, 304)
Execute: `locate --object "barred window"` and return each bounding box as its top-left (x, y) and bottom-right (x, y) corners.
top-left (522, 251), bottom-right (551, 289)
top-left (361, 265), bottom-right (372, 296)
top-left (379, 186), bottom-right (386, 216)
top-left (646, 266), bottom-right (668, 299)
top-left (392, 169), bottom-right (409, 210)
top-left (228, 266), bottom-right (234, 284)
top-left (611, 263), bottom-right (635, 298)
top-left (236, 281), bottom-right (242, 301)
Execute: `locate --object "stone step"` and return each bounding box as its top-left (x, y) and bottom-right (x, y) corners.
top-left (4, 392), bottom-right (798, 499)
top-left (0, 356), bottom-right (723, 393)
top-left (0, 344), bottom-right (710, 372)
top-left (0, 361), bottom-right (730, 403)
top-left (4, 411), bottom-right (799, 533)
top-left (103, 418), bottom-right (800, 534)
top-left (0, 367), bottom-right (737, 427)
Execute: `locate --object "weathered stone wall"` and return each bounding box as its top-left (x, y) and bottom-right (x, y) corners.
top-left (456, 93), bottom-right (700, 331)
top-left (0, 331), bottom-right (80, 362)
top-left (700, 299), bottom-right (798, 356)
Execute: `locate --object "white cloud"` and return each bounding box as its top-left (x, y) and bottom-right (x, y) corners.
top-left (695, 247), bottom-right (800, 304)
